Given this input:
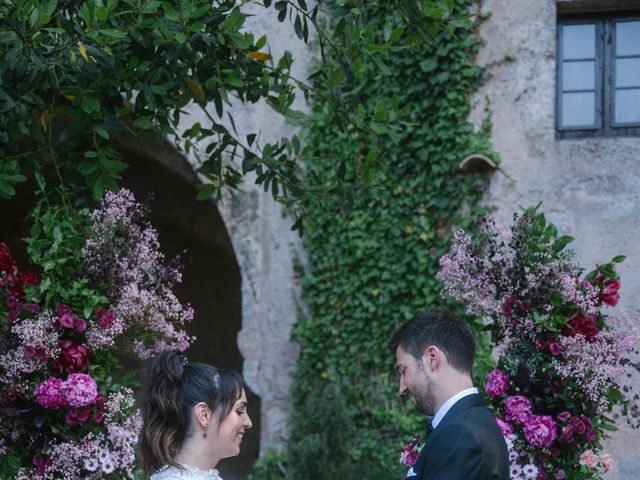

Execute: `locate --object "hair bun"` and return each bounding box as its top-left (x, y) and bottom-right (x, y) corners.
top-left (150, 350), bottom-right (186, 387)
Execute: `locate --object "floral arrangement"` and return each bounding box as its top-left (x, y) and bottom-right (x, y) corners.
top-left (0, 189), bottom-right (193, 478)
top-left (438, 207), bottom-right (639, 480)
top-left (398, 432), bottom-right (424, 469)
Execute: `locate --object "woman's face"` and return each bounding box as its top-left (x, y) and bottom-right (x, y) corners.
top-left (214, 389), bottom-right (252, 459)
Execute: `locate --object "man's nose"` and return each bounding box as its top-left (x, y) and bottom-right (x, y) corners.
top-left (399, 378), bottom-right (408, 395)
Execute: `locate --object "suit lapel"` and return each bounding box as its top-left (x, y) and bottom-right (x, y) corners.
top-left (414, 393), bottom-right (485, 479)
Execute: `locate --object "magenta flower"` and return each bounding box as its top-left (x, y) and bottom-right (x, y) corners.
top-left (485, 369), bottom-right (510, 398)
top-left (548, 342), bottom-right (561, 356)
top-left (523, 415), bottom-right (557, 448)
top-left (62, 373), bottom-right (98, 407)
top-left (59, 313), bottom-right (75, 329)
top-left (504, 395), bottom-right (532, 424)
top-left (34, 378), bottom-right (67, 409)
top-left (496, 417), bottom-right (513, 436)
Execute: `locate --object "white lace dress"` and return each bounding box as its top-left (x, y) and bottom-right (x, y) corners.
top-left (150, 465), bottom-right (222, 480)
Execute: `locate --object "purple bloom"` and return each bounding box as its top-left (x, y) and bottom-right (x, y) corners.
top-left (557, 411), bottom-right (572, 422)
top-left (496, 417), bottom-right (514, 436)
top-left (504, 395), bottom-right (532, 424)
top-left (62, 373), bottom-right (98, 407)
top-left (59, 313), bottom-right (75, 329)
top-left (523, 415), bottom-right (557, 448)
top-left (548, 342), bottom-right (561, 356)
top-left (485, 369), bottom-right (510, 398)
top-left (35, 378), bottom-right (67, 409)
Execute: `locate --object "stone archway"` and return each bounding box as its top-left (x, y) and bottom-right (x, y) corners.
top-left (117, 140), bottom-right (261, 480)
top-left (0, 138), bottom-right (261, 480)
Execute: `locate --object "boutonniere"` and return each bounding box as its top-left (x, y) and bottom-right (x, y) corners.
top-left (399, 432), bottom-right (425, 468)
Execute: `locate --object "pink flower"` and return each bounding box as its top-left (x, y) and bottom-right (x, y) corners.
top-left (599, 279), bottom-right (620, 307)
top-left (405, 450), bottom-right (419, 466)
top-left (523, 415), bottom-right (557, 448)
top-left (96, 308), bottom-right (116, 328)
top-left (0, 242), bottom-right (17, 275)
top-left (565, 313), bottom-right (598, 341)
top-left (548, 342), bottom-right (561, 356)
top-left (504, 395), bottom-right (532, 424)
top-left (59, 313), bottom-right (75, 329)
top-left (579, 449), bottom-right (598, 468)
top-left (502, 295), bottom-right (517, 317)
top-left (496, 418), bottom-right (513, 436)
top-left (557, 411), bottom-right (571, 422)
top-left (53, 340), bottom-right (89, 373)
top-left (74, 316), bottom-right (88, 333)
top-left (555, 470), bottom-right (565, 480)
top-left (56, 304), bottom-right (72, 317)
top-left (600, 453), bottom-right (614, 472)
top-left (485, 369), bottom-right (510, 398)
top-left (62, 373), bottom-right (98, 407)
top-left (34, 378), bottom-right (67, 409)
top-left (571, 417), bottom-right (586, 435)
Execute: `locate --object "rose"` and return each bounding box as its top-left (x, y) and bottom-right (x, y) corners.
top-left (557, 411), bottom-right (571, 422)
top-left (502, 295), bottom-right (517, 317)
top-left (504, 395), bottom-right (532, 424)
top-left (405, 450), bottom-right (419, 466)
top-left (59, 313), bottom-right (76, 329)
top-left (74, 316), bottom-right (88, 333)
top-left (13, 271), bottom-right (41, 297)
top-left (485, 369), bottom-right (510, 398)
top-left (0, 242), bottom-right (17, 275)
top-left (571, 417), bottom-right (586, 435)
top-left (56, 304), bottom-right (72, 317)
top-left (548, 342), bottom-right (561, 356)
top-left (53, 340), bottom-right (89, 373)
top-left (96, 307), bottom-right (116, 328)
top-left (565, 313), bottom-right (598, 341)
top-left (523, 415), bottom-right (557, 448)
top-left (600, 453), bottom-right (614, 472)
top-left (579, 450), bottom-right (598, 468)
top-left (599, 278), bottom-right (620, 306)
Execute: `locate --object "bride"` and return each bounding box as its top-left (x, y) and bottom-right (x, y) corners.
top-left (138, 350), bottom-right (253, 479)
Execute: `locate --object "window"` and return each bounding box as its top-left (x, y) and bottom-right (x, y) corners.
top-left (557, 14), bottom-right (640, 137)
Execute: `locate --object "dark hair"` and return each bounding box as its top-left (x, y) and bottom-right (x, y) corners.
top-left (388, 309), bottom-right (476, 374)
top-left (138, 350), bottom-right (244, 477)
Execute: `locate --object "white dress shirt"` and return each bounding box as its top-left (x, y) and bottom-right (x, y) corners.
top-left (431, 387), bottom-right (479, 429)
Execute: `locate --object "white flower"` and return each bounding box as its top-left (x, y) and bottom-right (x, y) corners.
top-left (100, 452), bottom-right (116, 473)
top-left (84, 458), bottom-right (99, 472)
top-left (522, 463), bottom-right (538, 479)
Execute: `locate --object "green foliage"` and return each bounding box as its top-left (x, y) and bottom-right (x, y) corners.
top-left (0, 0), bottom-right (463, 232)
top-left (256, 1), bottom-right (498, 476)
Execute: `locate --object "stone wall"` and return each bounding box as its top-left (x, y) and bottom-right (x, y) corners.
top-left (177, 4), bottom-right (311, 457)
top-left (471, 1), bottom-right (640, 477)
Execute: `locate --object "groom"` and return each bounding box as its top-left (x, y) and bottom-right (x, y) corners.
top-left (389, 309), bottom-right (509, 479)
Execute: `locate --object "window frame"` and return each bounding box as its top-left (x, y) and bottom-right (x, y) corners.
top-left (557, 12), bottom-right (640, 138)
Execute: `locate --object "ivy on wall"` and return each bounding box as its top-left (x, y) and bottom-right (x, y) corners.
top-left (250, 1), bottom-right (497, 478)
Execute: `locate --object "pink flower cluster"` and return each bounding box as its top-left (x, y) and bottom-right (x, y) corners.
top-left (399, 433), bottom-right (424, 468)
top-left (439, 209), bottom-right (639, 480)
top-left (485, 369), bottom-right (510, 398)
top-left (81, 189), bottom-right (193, 358)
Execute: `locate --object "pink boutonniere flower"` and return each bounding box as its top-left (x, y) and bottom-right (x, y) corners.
top-left (399, 433), bottom-right (425, 468)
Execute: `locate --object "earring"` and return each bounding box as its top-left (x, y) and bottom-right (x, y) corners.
top-left (202, 423), bottom-right (208, 438)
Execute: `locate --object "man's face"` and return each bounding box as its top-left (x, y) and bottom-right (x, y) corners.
top-left (395, 346), bottom-right (437, 416)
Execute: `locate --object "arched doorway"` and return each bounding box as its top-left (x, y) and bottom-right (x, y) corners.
top-left (0, 141), bottom-right (260, 479)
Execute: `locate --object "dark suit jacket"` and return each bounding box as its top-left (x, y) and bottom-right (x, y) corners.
top-left (408, 393), bottom-right (509, 480)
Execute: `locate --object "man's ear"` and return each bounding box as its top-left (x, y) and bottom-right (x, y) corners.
top-left (423, 345), bottom-right (441, 370)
